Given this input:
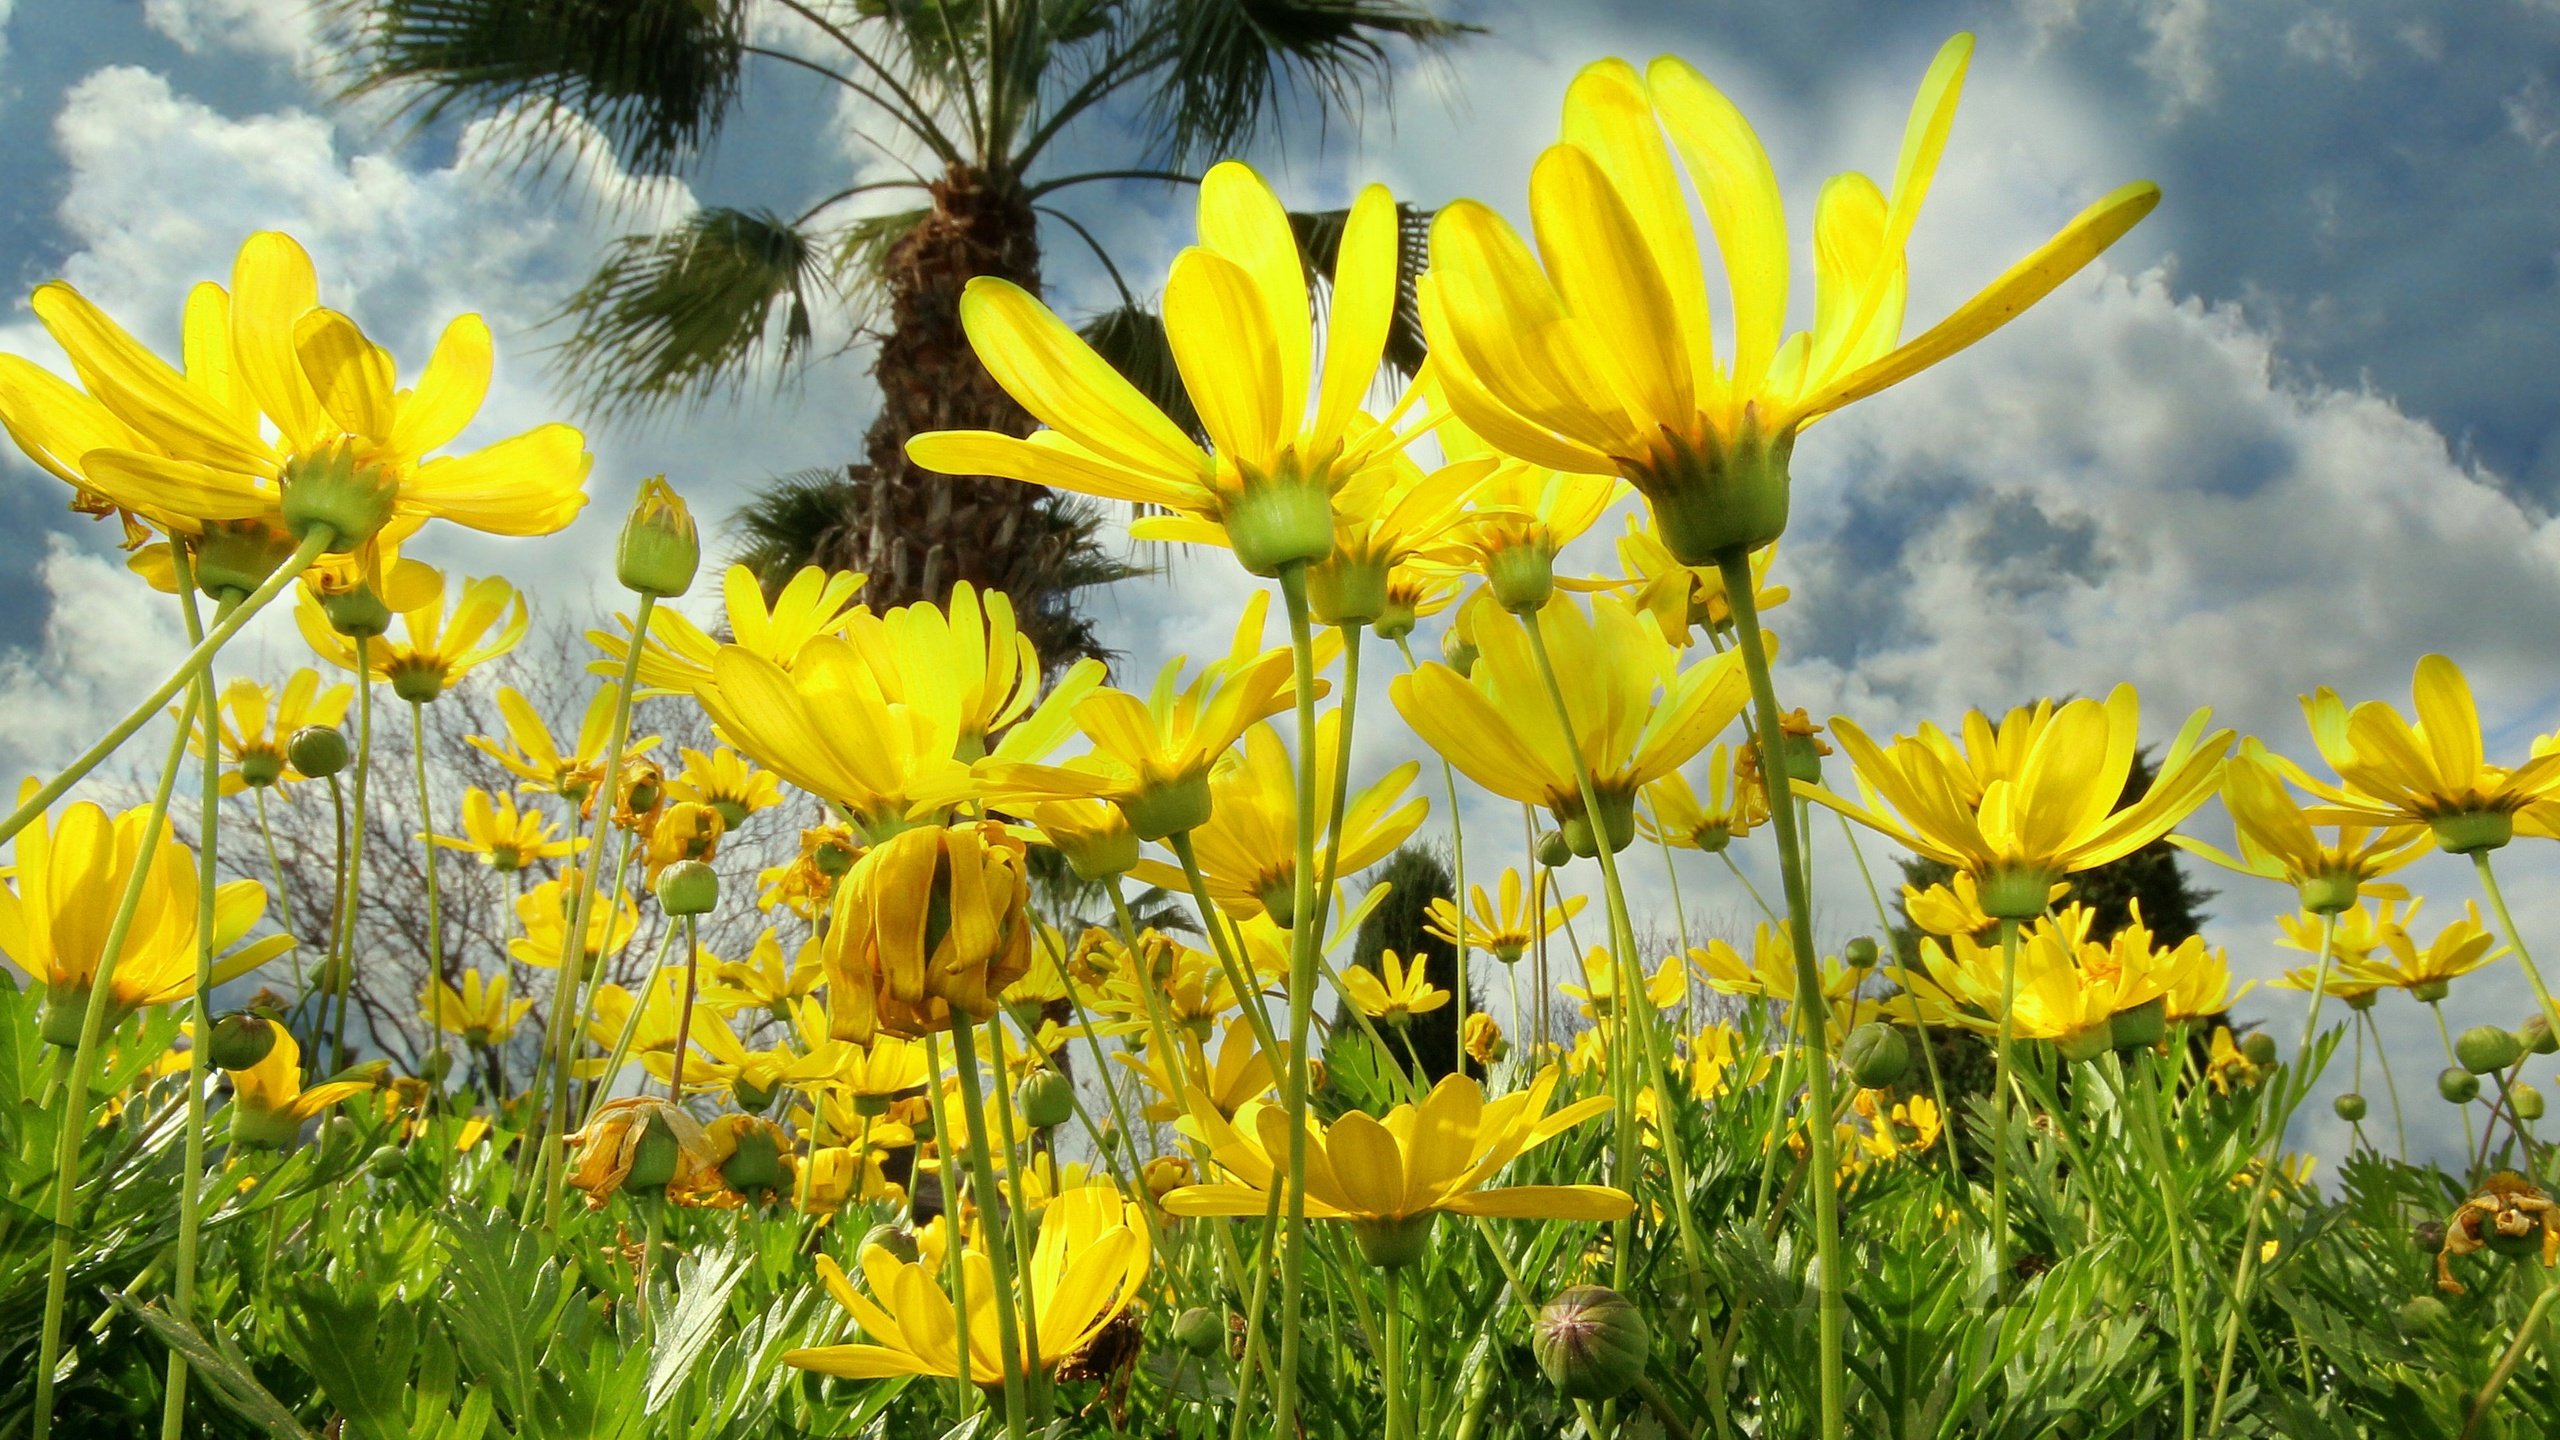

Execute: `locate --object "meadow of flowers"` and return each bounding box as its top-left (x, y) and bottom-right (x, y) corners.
top-left (3, 29), bottom-right (2558, 1440)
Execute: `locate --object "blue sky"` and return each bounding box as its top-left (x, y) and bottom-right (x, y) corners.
top-left (4, 0), bottom-right (2560, 1161)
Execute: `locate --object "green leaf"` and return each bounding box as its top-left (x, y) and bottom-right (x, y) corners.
top-left (116, 1295), bottom-right (317, 1439)
top-left (439, 1209), bottom-right (574, 1422)
top-left (644, 1241), bottom-right (747, 1409)
top-left (553, 207), bottom-right (828, 420)
top-left (281, 1284), bottom-right (420, 1440)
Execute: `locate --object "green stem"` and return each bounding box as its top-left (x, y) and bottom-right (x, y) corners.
top-left (411, 699), bottom-right (450, 989)
top-left (1715, 547), bottom-right (1843, 1440)
top-left (2368, 1009), bottom-right (2408, 1162)
top-left (2475, 850), bottom-right (2560, 1080)
top-left (1399, 636), bottom-right (1471, 1078)
top-left (321, 773), bottom-right (347, 1013)
top-left (666, 916), bottom-right (700, 1099)
top-left (1382, 1266), bottom-right (1410, 1440)
top-left (537, 591), bottom-right (654, 1229)
top-left (582, 918), bottom-right (686, 1129)
top-left (162, 575), bottom-right (237, 1440)
top-left (948, 1016), bottom-right (1032, 1438)
top-left (2431, 1000), bottom-right (2477, 1158)
top-left (332, 633), bottom-right (374, 1072)
top-left (1839, 812), bottom-right (1964, 1181)
top-left (984, 1013), bottom-right (1050, 1422)
top-left (0, 528), bottom-right (331, 851)
top-left (1719, 850), bottom-right (1783, 929)
top-left (33, 586), bottom-right (213, 1440)
top-left (252, 787), bottom-right (300, 990)
top-left (2207, 908), bottom-right (2336, 1434)
top-left (2461, 1267), bottom-right (2560, 1440)
top-left (1273, 562), bottom-right (1322, 1436)
top-left (2126, 1058), bottom-right (2198, 1440)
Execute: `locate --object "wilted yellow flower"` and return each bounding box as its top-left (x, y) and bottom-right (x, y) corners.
top-left (643, 801), bottom-right (726, 883)
top-left (1619, 519), bottom-right (1787, 647)
top-left (788, 1182), bottom-right (1151, 1380)
top-left (757, 823), bottom-right (862, 918)
top-left (1805, 686), bottom-right (2231, 920)
top-left (428, 788), bottom-right (582, 872)
top-left (564, 1096), bottom-right (715, 1204)
top-left (1393, 595), bottom-right (1749, 857)
top-left (1421, 38), bottom-right (2156, 564)
top-left (1464, 1012), bottom-right (1506, 1067)
top-left (910, 164), bottom-right (1409, 577)
top-left (823, 821), bottom-right (1033, 1042)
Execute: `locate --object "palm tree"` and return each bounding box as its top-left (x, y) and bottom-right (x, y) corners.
top-left (336, 0), bottom-right (1467, 660)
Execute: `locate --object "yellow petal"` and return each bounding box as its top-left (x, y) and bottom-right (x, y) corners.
top-left (0, 355), bottom-right (143, 486)
top-left (957, 277), bottom-right (1208, 483)
top-left (1322, 1110), bottom-right (1409, 1219)
top-left (294, 308), bottom-right (396, 443)
top-left (1311, 184), bottom-right (1399, 445)
top-left (229, 232), bottom-right (332, 451)
top-left (1164, 247), bottom-right (1282, 464)
top-left (907, 429), bottom-right (1195, 511)
top-left (403, 425), bottom-right (592, 535)
top-left (1444, 1184), bottom-right (1636, 1220)
top-left (1531, 143), bottom-right (1692, 429)
top-left (1196, 162), bottom-right (1309, 444)
top-left (1561, 58), bottom-right (1719, 391)
top-left (391, 313), bottom-right (492, 458)
top-left (31, 283), bottom-right (270, 473)
top-left (1645, 56), bottom-right (1788, 396)
top-left (2411, 655), bottom-right (2484, 791)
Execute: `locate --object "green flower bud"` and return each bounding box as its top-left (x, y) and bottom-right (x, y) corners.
top-left (364, 1145), bottom-right (406, 1180)
top-left (1441, 624), bottom-right (1478, 677)
top-left (2514, 1083), bottom-right (2546, 1122)
top-left (1536, 830), bottom-right (1572, 870)
top-left (862, 1223), bottom-right (920, 1264)
top-left (1843, 936), bottom-right (1880, 968)
top-left (2397, 1295), bottom-right (2449, 1335)
top-left (2240, 1031), bottom-right (2280, 1067)
top-left (2522, 1013), bottom-right (2560, 1055)
top-left (655, 859), bottom-right (720, 916)
top-left (2413, 1219), bottom-right (2447, 1254)
top-left (1172, 1307), bottom-right (1226, 1357)
top-left (2458, 1025), bottom-right (2522, 1076)
top-left (616, 476), bottom-right (700, 599)
top-left (2333, 1092), bottom-right (2368, 1122)
top-left (1532, 1286), bottom-right (1652, 1401)
top-left (1015, 1069), bottom-right (1074, 1129)
top-left (1842, 1022), bottom-right (1909, 1089)
top-left (205, 1013), bottom-right (277, 1071)
top-left (2439, 1067), bottom-right (2481, 1104)
top-left (286, 725), bottom-right (349, 778)
top-left (419, 1048), bottom-right (454, 1085)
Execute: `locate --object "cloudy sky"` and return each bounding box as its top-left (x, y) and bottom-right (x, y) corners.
top-left (3, 0), bottom-right (2559, 1163)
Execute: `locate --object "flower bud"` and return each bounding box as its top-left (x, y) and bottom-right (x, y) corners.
top-left (1016, 1069), bottom-right (1074, 1129)
top-left (2397, 1295), bottom-right (2449, 1335)
top-left (1463, 1012), bottom-right (1506, 1067)
top-left (654, 858), bottom-right (720, 916)
top-left (1440, 624), bottom-right (1478, 676)
top-left (1843, 1022), bottom-right (1909, 1089)
top-left (419, 1047), bottom-right (454, 1085)
top-left (364, 1144), bottom-right (406, 1180)
top-left (2239, 1031), bottom-right (2280, 1068)
top-left (2458, 1025), bottom-right (2522, 1076)
top-left (287, 725), bottom-right (349, 778)
top-left (1843, 936), bottom-right (1880, 968)
top-left (616, 476), bottom-right (700, 599)
top-left (2333, 1092), bottom-right (2368, 1122)
top-left (205, 1012), bottom-right (278, 1071)
top-left (862, 1223), bottom-right (920, 1263)
top-left (1536, 830), bottom-right (1572, 870)
top-left (2439, 1067), bottom-right (2481, 1104)
top-left (2522, 1013), bottom-right (2560, 1055)
top-left (1142, 1155), bottom-right (1193, 1201)
top-left (1172, 1306), bottom-right (1226, 1357)
top-left (719, 1120), bottom-right (787, 1195)
top-left (2514, 1083), bottom-right (2546, 1122)
top-left (1532, 1286), bottom-right (1651, 1401)
top-left (824, 821), bottom-right (1033, 1043)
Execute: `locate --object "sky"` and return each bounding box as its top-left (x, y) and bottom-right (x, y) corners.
top-left (3, 0), bottom-right (2560, 1165)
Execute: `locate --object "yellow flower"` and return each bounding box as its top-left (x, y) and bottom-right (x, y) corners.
top-left (2171, 743), bottom-right (2429, 913)
top-left (847, 583), bottom-right (1098, 761)
top-left (591, 563), bottom-right (870, 698)
top-left (1897, 904), bottom-right (2182, 1060)
top-left (978, 620), bottom-right (1305, 841)
top-left (1425, 867), bottom-right (1585, 964)
top-left (7, 231), bottom-right (588, 549)
top-left (667, 746), bottom-right (781, 829)
top-left (1083, 932), bottom-right (1245, 1043)
top-left (2277, 896), bottom-right (2412, 970)
top-left (507, 869), bottom-right (637, 969)
top-left (1688, 922), bottom-right (1859, 1026)
top-left (1804, 686), bottom-right (2232, 920)
top-left (1163, 1068), bottom-right (1631, 1264)
top-left (227, 1021), bottom-right (368, 1147)
top-left (758, 823), bottom-right (862, 918)
top-left (428, 788), bottom-right (582, 872)
top-left (0, 785), bottom-right (283, 1042)
top-left (1392, 594), bottom-right (1749, 856)
top-left (298, 567), bottom-right (527, 703)
top-left (1902, 872), bottom-right (2063, 940)
top-left (1637, 746), bottom-right (1767, 853)
top-left (2295, 655), bottom-right (2560, 854)
top-left (1430, 407), bottom-right (1625, 614)
top-left (190, 671), bottom-right (351, 792)
top-left (1116, 1016), bottom-right (1279, 1123)
top-left (657, 998), bottom-right (847, 1100)
top-left (422, 968), bottom-right (532, 1046)
top-left (787, 1182), bottom-right (1150, 1380)
top-left (1619, 518), bottom-right (1787, 647)
top-left (1126, 710), bottom-right (1425, 925)
top-left (1464, 1012), bottom-right (1505, 1066)
top-left (1021, 798), bottom-right (1139, 883)
top-left (2204, 1027), bottom-right (2267, 1095)
top-left (1560, 944), bottom-right (1683, 1021)
top-left (2161, 941), bottom-right (2251, 1022)
top-left (1340, 949), bottom-right (1451, 1026)
top-left (2341, 903), bottom-right (2503, 1002)
top-left (910, 164), bottom-right (1408, 577)
top-left (823, 821), bottom-right (1034, 1043)
top-left (467, 685), bottom-right (658, 803)
top-left (701, 930), bottom-right (827, 1020)
top-left (582, 964), bottom-right (718, 1076)
top-left (1420, 38), bottom-right (2157, 563)
top-left (643, 801), bottom-right (727, 883)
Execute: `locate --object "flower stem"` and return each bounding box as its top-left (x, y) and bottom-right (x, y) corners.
top-left (332, 633), bottom-right (374, 1073)
top-left (162, 574), bottom-right (237, 1440)
top-left (1272, 561), bottom-right (1322, 1435)
top-left (410, 699), bottom-right (450, 990)
top-left (0, 528), bottom-right (332, 851)
top-left (1382, 1266), bottom-right (1410, 1440)
top-left (2207, 907), bottom-right (2335, 1433)
top-left (1399, 636), bottom-right (1472, 1079)
top-left (984, 1014), bottom-right (1051, 1421)
top-left (32, 585), bottom-right (214, 1440)
top-left (2368, 1010), bottom-right (2408, 1161)
top-left (251, 787), bottom-right (300, 989)
top-left (2431, 999), bottom-right (2477, 1158)
top-left (2475, 850), bottom-right (2560, 1074)
top-left (666, 915), bottom-right (699, 1099)
top-left (1990, 917), bottom-right (2021, 1269)
top-left (536, 592), bottom-right (654, 1229)
top-left (1838, 812), bottom-right (1964, 1182)
top-left (1715, 547), bottom-right (1843, 1440)
top-left (948, 1015), bottom-right (1032, 1438)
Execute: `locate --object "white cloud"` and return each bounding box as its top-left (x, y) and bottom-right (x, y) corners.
top-left (141, 0), bottom-right (326, 66)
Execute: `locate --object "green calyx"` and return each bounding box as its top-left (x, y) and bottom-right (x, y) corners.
top-left (1975, 865), bottom-right (2057, 921)
top-left (1308, 552), bottom-right (1390, 628)
top-left (388, 663), bottom-right (447, 705)
top-left (2297, 870), bottom-right (2361, 916)
top-left (1120, 773), bottom-right (1213, 842)
top-left (1484, 543), bottom-right (1558, 615)
top-left (1350, 1212), bottom-right (1437, 1270)
top-left (1555, 789), bottom-right (1639, 858)
top-left (281, 438), bottom-right (396, 551)
top-left (1630, 413), bottom-right (1796, 566)
top-left (1222, 465), bottom-right (1336, 577)
top-left (2109, 995), bottom-right (2168, 1052)
top-left (2430, 808), bottom-right (2514, 856)
top-left (193, 524), bottom-right (299, 600)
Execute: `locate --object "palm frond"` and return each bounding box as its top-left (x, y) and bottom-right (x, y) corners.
top-left (551, 207), bottom-right (828, 421)
top-left (1291, 200), bottom-right (1432, 380)
top-left (1145, 0), bottom-right (1474, 164)
top-left (337, 0), bottom-right (748, 175)
top-left (722, 468), bottom-right (861, 591)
